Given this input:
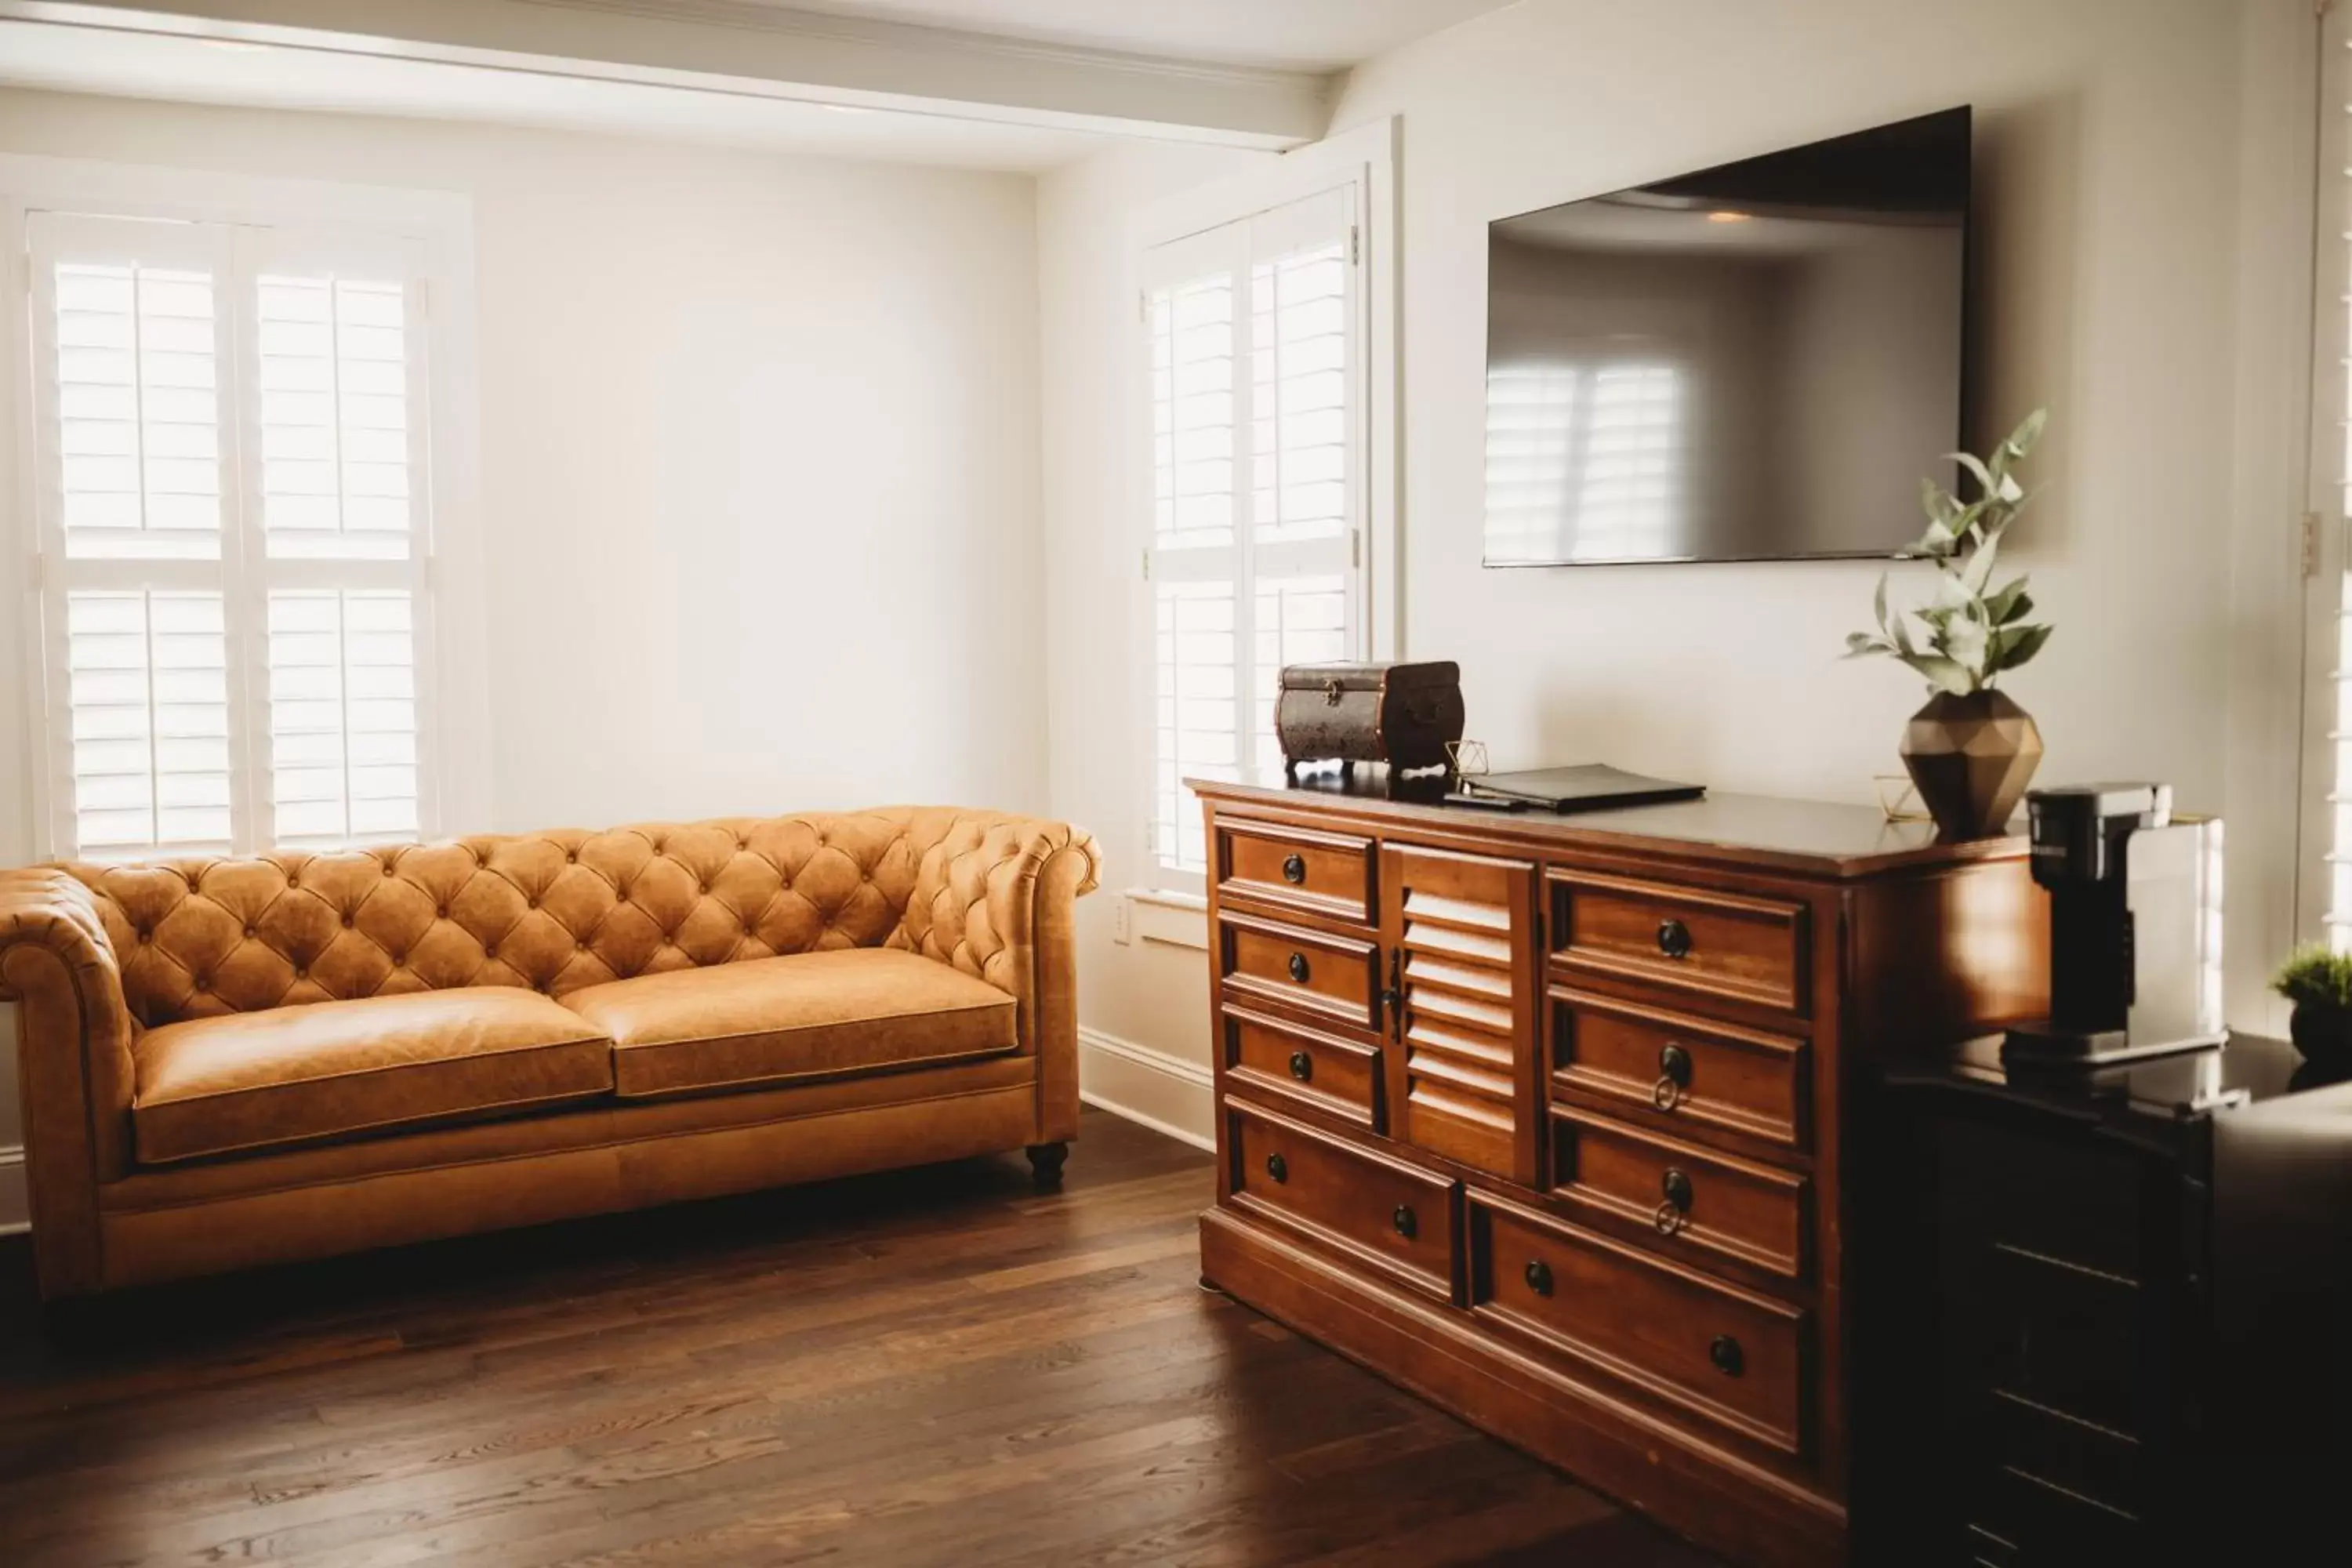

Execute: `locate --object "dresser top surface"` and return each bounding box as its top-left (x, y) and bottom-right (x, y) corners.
top-left (1191, 771), bottom-right (2028, 879)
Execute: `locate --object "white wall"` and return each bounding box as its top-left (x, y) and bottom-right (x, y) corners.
top-left (1042, 0), bottom-right (2315, 1140)
top-left (1328, 0), bottom-right (2250, 821)
top-left (0, 87), bottom-right (1047, 842)
top-left (0, 87), bottom-right (1046, 1225)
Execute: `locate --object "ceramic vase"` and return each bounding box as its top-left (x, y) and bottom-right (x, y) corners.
top-left (1899, 688), bottom-right (2044, 840)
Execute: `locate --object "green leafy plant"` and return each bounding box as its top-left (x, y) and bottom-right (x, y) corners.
top-left (1845, 408), bottom-right (2055, 695)
top-left (2272, 943), bottom-right (2352, 1011)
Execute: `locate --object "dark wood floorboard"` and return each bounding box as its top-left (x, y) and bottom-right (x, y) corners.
top-left (0, 1109), bottom-right (1723, 1567)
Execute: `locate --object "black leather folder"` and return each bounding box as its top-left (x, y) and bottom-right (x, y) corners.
top-left (1454, 764), bottom-right (1704, 814)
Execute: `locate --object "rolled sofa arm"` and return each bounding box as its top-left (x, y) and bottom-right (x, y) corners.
top-left (894, 812), bottom-right (1102, 1143)
top-left (0, 868), bottom-right (136, 1296)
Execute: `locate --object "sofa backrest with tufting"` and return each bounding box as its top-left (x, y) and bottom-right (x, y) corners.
top-left (63, 806), bottom-right (1094, 1029)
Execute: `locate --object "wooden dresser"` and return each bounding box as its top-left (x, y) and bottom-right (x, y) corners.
top-left (1191, 775), bottom-right (2049, 1568)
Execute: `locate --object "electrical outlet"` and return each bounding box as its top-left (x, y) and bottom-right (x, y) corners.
top-left (1112, 894), bottom-right (1133, 946)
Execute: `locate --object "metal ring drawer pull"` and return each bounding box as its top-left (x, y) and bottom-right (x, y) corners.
top-left (1265, 1152), bottom-right (1288, 1184)
top-left (1653, 1042), bottom-right (1693, 1110)
top-left (1524, 1258), bottom-right (1553, 1297)
top-left (1288, 1050), bottom-right (1313, 1083)
top-left (1656, 1167), bottom-right (1693, 1236)
top-left (1287, 952), bottom-right (1311, 984)
top-left (1657, 918), bottom-right (1693, 960)
top-left (1392, 1205), bottom-right (1417, 1240)
top-left (1281, 853), bottom-right (1308, 885)
top-left (1710, 1334), bottom-right (1745, 1377)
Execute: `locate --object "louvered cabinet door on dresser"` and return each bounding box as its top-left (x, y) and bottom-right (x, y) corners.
top-left (1380, 844), bottom-right (1541, 1188)
top-left (1194, 776), bottom-right (2048, 1568)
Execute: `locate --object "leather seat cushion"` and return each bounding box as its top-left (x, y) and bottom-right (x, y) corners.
top-left (133, 988), bottom-right (615, 1164)
top-left (563, 949), bottom-right (1018, 1100)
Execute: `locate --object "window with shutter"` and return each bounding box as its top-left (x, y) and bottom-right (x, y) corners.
top-left (2307, 8), bottom-right (2352, 948)
top-left (1145, 186), bottom-right (1366, 882)
top-left (2314, 12), bottom-right (2352, 945)
top-left (25, 210), bottom-right (436, 862)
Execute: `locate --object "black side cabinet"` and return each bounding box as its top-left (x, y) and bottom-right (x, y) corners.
top-left (1857, 1036), bottom-right (2352, 1566)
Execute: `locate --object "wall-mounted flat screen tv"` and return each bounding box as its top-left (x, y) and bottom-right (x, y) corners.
top-left (1483, 106), bottom-right (1970, 566)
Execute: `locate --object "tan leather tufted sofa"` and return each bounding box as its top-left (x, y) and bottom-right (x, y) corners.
top-left (0, 806), bottom-right (1098, 1298)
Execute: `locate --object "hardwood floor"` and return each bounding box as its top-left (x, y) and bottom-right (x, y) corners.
top-left (0, 1109), bottom-right (1721, 1567)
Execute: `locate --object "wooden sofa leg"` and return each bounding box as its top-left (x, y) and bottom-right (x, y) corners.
top-left (1025, 1142), bottom-right (1069, 1189)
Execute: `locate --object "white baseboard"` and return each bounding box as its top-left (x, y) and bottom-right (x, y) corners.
top-left (1077, 1026), bottom-right (1214, 1151)
top-left (0, 1144), bottom-right (25, 1236)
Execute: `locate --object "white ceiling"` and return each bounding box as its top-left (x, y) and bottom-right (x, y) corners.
top-left (0, 0), bottom-right (1503, 170)
top-left (0, 18), bottom-right (1116, 170)
top-left (637, 0), bottom-right (1519, 74)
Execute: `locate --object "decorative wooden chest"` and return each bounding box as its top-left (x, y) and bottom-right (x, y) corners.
top-left (1274, 661), bottom-right (1464, 781)
top-left (1192, 773), bottom-right (2051, 1568)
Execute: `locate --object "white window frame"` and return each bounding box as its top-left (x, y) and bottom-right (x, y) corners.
top-left (0, 154), bottom-right (488, 866)
top-left (2305, 12), bottom-right (2343, 949)
top-left (2305, 9), bottom-right (2352, 953)
top-left (1129, 118), bottom-right (1399, 906)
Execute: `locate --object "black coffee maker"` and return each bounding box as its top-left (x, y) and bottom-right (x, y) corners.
top-left (2002, 782), bottom-right (2226, 1065)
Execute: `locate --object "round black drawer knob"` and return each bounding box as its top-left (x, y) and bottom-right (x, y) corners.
top-left (1392, 1205), bottom-right (1417, 1239)
top-left (1524, 1259), bottom-right (1553, 1297)
top-left (1281, 853), bottom-right (1307, 885)
top-left (1711, 1334), bottom-right (1745, 1377)
top-left (1661, 1167), bottom-right (1694, 1212)
top-left (1265, 1152), bottom-right (1288, 1184)
top-left (1287, 952), bottom-right (1311, 984)
top-left (1288, 1050), bottom-right (1313, 1082)
top-left (1657, 918), bottom-right (1693, 960)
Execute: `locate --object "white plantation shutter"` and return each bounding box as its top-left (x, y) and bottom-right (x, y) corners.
top-left (27, 210), bottom-right (435, 862)
top-left (35, 216), bottom-right (230, 560)
top-left (1146, 187), bottom-right (1365, 880)
top-left (267, 590), bottom-right (421, 845)
top-left (245, 230), bottom-right (430, 851)
top-left (63, 590), bottom-right (233, 855)
top-left (254, 270), bottom-right (419, 558)
top-left (2313, 10), bottom-right (2352, 947)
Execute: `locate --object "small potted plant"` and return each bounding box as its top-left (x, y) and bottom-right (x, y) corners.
top-left (2272, 943), bottom-right (2352, 1073)
top-left (1845, 409), bottom-right (2056, 839)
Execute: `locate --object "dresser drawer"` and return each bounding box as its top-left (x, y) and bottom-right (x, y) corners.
top-left (1228, 1098), bottom-right (1457, 1303)
top-left (1224, 1004), bottom-right (1381, 1130)
top-left (1468, 1191), bottom-right (1809, 1457)
top-left (1552, 987), bottom-right (1809, 1152)
top-left (1218, 911), bottom-right (1383, 1033)
top-left (1984, 1388), bottom-right (2143, 1520)
top-left (1549, 869), bottom-right (1808, 1015)
top-left (1964, 1457), bottom-right (2141, 1562)
top-left (1215, 818), bottom-right (1376, 927)
top-left (1549, 1108), bottom-right (1809, 1280)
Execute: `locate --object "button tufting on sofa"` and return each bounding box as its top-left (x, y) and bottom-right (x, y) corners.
top-left (1, 808), bottom-right (1100, 1298)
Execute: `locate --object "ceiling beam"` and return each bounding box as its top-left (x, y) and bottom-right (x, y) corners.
top-left (1, 0), bottom-right (1330, 147)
